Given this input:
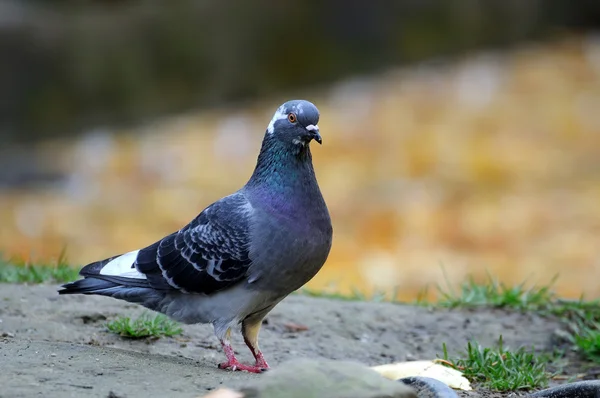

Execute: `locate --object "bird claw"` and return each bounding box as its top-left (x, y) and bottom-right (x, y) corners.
top-left (218, 360), bottom-right (268, 373)
top-left (254, 357), bottom-right (269, 370)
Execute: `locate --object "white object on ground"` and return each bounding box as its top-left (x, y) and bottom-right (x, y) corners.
top-left (370, 360), bottom-right (472, 391)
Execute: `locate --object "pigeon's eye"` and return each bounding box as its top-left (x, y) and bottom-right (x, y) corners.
top-left (287, 113), bottom-right (297, 123)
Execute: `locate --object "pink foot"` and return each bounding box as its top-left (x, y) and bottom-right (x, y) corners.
top-left (218, 359), bottom-right (267, 373)
top-left (218, 339), bottom-right (268, 373)
top-left (253, 352), bottom-right (270, 370)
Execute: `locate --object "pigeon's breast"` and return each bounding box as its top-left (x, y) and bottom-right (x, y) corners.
top-left (247, 203), bottom-right (332, 295)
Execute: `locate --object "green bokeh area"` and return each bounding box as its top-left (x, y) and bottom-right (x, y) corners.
top-left (3, 0), bottom-right (600, 142)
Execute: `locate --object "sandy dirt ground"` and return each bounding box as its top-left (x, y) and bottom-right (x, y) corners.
top-left (0, 284), bottom-right (576, 398)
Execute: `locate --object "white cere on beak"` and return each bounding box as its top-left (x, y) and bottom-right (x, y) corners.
top-left (305, 124), bottom-right (319, 132)
top-left (267, 105), bottom-right (288, 135)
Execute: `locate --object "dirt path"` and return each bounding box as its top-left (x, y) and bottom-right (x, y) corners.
top-left (0, 284), bottom-right (566, 398)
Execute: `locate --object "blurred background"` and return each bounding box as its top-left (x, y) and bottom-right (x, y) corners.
top-left (1, 0), bottom-right (600, 301)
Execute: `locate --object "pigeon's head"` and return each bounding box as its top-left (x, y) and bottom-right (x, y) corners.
top-left (266, 100), bottom-right (322, 147)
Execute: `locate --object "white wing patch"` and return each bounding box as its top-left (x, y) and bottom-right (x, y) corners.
top-left (99, 250), bottom-right (147, 279)
top-left (267, 105), bottom-right (287, 135)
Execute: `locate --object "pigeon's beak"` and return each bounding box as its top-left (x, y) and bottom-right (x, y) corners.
top-left (305, 124), bottom-right (322, 145)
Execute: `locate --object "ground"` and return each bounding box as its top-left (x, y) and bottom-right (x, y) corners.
top-left (0, 284), bottom-right (587, 398)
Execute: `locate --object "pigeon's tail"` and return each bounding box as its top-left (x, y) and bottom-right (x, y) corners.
top-left (59, 251), bottom-right (150, 296)
top-left (59, 276), bottom-right (166, 310)
top-left (59, 277), bottom-right (120, 295)
top-left (58, 252), bottom-right (166, 309)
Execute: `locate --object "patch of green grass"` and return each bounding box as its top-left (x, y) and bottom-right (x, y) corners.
top-left (548, 298), bottom-right (600, 322)
top-left (106, 313), bottom-right (183, 339)
top-left (427, 273), bottom-right (600, 366)
top-left (573, 324), bottom-right (600, 363)
top-left (556, 301), bottom-right (600, 364)
top-left (431, 273), bottom-right (557, 310)
top-left (0, 250), bottom-right (79, 283)
top-left (440, 336), bottom-right (550, 391)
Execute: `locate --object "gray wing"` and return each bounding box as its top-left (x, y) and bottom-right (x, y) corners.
top-left (134, 193), bottom-right (253, 294)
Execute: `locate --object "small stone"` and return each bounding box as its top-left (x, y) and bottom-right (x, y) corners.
top-left (1, 332), bottom-right (14, 338)
top-left (238, 358), bottom-right (417, 398)
top-left (50, 353), bottom-right (57, 357)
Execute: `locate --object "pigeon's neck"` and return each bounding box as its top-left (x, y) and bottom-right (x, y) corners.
top-left (245, 135), bottom-right (324, 212)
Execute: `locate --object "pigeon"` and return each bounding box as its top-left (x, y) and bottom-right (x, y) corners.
top-left (59, 99), bottom-right (333, 373)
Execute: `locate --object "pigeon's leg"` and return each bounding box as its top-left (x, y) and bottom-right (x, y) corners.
top-left (242, 318), bottom-right (269, 370)
top-left (217, 327), bottom-right (266, 373)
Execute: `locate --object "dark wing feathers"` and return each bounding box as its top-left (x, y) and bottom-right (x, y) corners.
top-left (135, 194), bottom-right (253, 295)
